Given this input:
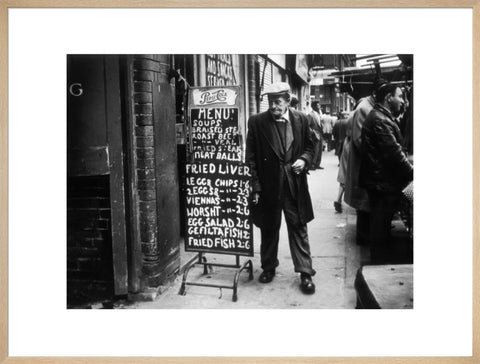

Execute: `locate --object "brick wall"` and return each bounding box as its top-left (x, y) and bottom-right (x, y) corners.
top-left (132, 56), bottom-right (160, 280)
top-left (67, 175), bottom-right (113, 306)
top-left (131, 55), bottom-right (181, 287)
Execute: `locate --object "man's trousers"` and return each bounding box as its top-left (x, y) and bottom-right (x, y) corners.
top-left (312, 137), bottom-right (323, 168)
top-left (356, 210), bottom-right (370, 246)
top-left (259, 185), bottom-right (316, 276)
top-left (367, 190), bottom-right (401, 264)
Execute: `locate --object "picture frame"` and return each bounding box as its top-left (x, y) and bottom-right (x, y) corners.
top-left (1, 1), bottom-right (478, 363)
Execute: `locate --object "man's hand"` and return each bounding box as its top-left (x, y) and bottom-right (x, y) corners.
top-left (252, 192), bottom-right (260, 205)
top-left (292, 159), bottom-right (306, 174)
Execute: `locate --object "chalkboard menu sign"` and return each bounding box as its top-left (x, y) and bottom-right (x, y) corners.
top-left (185, 86), bottom-right (253, 256)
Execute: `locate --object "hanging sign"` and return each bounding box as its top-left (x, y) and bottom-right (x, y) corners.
top-left (185, 86), bottom-right (253, 256)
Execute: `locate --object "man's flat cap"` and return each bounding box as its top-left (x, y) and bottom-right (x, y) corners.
top-left (261, 82), bottom-right (291, 97)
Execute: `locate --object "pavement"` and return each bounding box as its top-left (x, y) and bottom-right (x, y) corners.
top-left (122, 150), bottom-right (371, 309)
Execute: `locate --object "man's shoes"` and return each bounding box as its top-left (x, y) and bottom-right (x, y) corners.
top-left (300, 273), bottom-right (315, 294)
top-left (318, 166), bottom-right (324, 170)
top-left (259, 270), bottom-right (275, 283)
top-left (334, 201), bottom-right (343, 213)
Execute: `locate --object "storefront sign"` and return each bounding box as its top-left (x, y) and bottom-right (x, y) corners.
top-left (186, 86), bottom-right (253, 256)
top-left (192, 88), bottom-right (238, 106)
top-left (206, 54), bottom-right (237, 86)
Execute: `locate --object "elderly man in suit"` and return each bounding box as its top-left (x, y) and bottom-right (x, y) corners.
top-left (246, 82), bottom-right (316, 294)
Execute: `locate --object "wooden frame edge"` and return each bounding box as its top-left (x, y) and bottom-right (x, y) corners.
top-left (1, 0), bottom-right (8, 362)
top-left (2, 0), bottom-right (480, 8)
top-left (1, 1), bottom-right (479, 363)
top-left (473, 0), bottom-right (480, 361)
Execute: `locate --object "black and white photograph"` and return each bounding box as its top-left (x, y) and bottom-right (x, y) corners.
top-left (67, 54), bottom-right (414, 309)
top-left (5, 4), bottom-right (477, 361)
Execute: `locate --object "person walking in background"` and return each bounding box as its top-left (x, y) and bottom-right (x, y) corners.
top-left (290, 94), bottom-right (300, 110)
top-left (308, 101), bottom-right (324, 170)
top-left (330, 112), bottom-right (338, 151)
top-left (321, 110), bottom-right (334, 151)
top-left (360, 82), bottom-right (413, 264)
top-left (246, 82), bottom-right (316, 294)
top-left (332, 111), bottom-right (349, 163)
top-left (333, 111), bottom-right (350, 213)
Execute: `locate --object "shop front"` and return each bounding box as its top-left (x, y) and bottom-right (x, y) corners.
top-left (67, 54), bottom-right (315, 306)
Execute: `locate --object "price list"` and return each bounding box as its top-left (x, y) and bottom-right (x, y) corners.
top-left (185, 107), bottom-right (253, 256)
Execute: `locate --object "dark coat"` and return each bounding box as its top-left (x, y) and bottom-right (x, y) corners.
top-left (344, 96), bottom-right (375, 211)
top-left (360, 104), bottom-right (413, 193)
top-left (246, 109), bottom-right (314, 228)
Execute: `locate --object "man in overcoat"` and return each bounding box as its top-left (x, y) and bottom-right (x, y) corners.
top-left (246, 82), bottom-right (316, 294)
top-left (344, 94), bottom-right (375, 245)
top-left (344, 78), bottom-right (387, 245)
top-left (360, 83), bottom-right (413, 263)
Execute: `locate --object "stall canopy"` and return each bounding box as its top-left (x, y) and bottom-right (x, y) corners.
top-left (329, 54), bottom-right (413, 101)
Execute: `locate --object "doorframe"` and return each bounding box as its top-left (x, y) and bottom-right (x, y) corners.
top-left (121, 55), bottom-right (142, 293)
top-left (105, 55), bottom-right (129, 296)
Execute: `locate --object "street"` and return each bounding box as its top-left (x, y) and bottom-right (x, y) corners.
top-left (127, 150), bottom-right (368, 309)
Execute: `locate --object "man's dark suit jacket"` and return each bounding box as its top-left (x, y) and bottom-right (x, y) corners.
top-left (246, 109), bottom-right (315, 228)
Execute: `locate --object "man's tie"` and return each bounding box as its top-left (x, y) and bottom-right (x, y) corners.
top-left (276, 117), bottom-right (293, 151)
top-left (285, 119), bottom-right (293, 151)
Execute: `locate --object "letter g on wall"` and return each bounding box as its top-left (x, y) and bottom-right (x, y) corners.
top-left (69, 83), bottom-right (83, 97)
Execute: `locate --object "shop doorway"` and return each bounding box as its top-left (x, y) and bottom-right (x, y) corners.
top-left (67, 55), bottom-right (128, 305)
